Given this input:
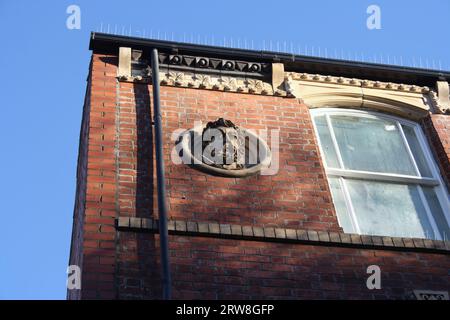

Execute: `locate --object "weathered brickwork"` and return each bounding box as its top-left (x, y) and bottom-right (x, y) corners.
top-left (120, 85), bottom-right (338, 230)
top-left (115, 81), bottom-right (161, 299)
top-left (67, 58), bottom-right (92, 300)
top-left (166, 236), bottom-right (448, 300)
top-left (422, 115), bottom-right (450, 188)
top-left (69, 53), bottom-right (119, 299)
top-left (68, 49), bottom-right (450, 300)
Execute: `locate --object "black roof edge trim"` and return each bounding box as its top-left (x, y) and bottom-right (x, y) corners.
top-left (89, 32), bottom-right (450, 87)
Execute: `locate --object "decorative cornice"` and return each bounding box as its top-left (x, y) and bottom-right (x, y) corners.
top-left (160, 72), bottom-right (274, 94)
top-left (93, 33), bottom-right (450, 89)
top-left (287, 72), bottom-right (430, 93)
top-left (284, 71), bottom-right (434, 120)
top-left (118, 72), bottom-right (283, 96)
top-left (116, 49), bottom-right (284, 96)
top-left (157, 52), bottom-right (271, 77)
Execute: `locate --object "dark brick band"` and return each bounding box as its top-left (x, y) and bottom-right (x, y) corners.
top-left (116, 217), bottom-right (450, 254)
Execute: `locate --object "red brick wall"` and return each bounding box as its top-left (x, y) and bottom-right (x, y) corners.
top-left (422, 115), bottom-right (450, 188)
top-left (113, 80), bottom-right (342, 298)
top-left (71, 53), bottom-right (118, 299)
top-left (69, 51), bottom-right (450, 300)
top-left (67, 57), bottom-right (92, 300)
top-left (115, 81), bottom-right (161, 299)
top-left (167, 236), bottom-right (448, 300)
top-left (115, 84), bottom-right (338, 231)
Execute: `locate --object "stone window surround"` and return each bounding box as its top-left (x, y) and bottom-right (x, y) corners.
top-left (283, 71), bottom-right (448, 120)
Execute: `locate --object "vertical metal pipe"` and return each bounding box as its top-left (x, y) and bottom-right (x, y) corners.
top-left (151, 48), bottom-right (172, 299)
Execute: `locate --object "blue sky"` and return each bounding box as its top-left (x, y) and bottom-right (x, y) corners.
top-left (0, 0), bottom-right (449, 300)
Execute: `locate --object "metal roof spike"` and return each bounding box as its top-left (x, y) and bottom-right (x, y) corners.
top-left (89, 32), bottom-right (450, 86)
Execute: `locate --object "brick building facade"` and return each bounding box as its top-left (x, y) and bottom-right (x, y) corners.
top-left (68, 33), bottom-right (450, 300)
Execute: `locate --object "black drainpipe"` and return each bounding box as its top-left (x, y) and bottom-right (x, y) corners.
top-left (151, 48), bottom-right (172, 299)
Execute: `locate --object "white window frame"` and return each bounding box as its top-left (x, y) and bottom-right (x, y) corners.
top-left (310, 108), bottom-right (450, 240)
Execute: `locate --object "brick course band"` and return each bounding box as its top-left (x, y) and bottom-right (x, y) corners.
top-left (116, 217), bottom-right (450, 254)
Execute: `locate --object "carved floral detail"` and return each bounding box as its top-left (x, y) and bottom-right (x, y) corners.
top-left (288, 72), bottom-right (430, 93)
top-left (221, 77), bottom-right (237, 91)
top-left (429, 90), bottom-right (450, 114)
top-left (195, 74), bottom-right (211, 88)
top-left (284, 75), bottom-right (295, 97)
top-left (168, 72), bottom-right (185, 86)
top-left (246, 79), bottom-right (263, 93)
top-left (117, 70), bottom-right (277, 96)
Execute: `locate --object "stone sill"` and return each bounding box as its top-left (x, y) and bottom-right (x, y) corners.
top-left (116, 217), bottom-right (450, 254)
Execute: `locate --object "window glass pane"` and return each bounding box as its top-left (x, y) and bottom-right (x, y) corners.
top-left (422, 186), bottom-right (450, 240)
top-left (314, 115), bottom-right (340, 168)
top-left (328, 177), bottom-right (354, 233)
top-left (402, 125), bottom-right (433, 177)
top-left (346, 179), bottom-right (436, 239)
top-left (331, 115), bottom-right (417, 175)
